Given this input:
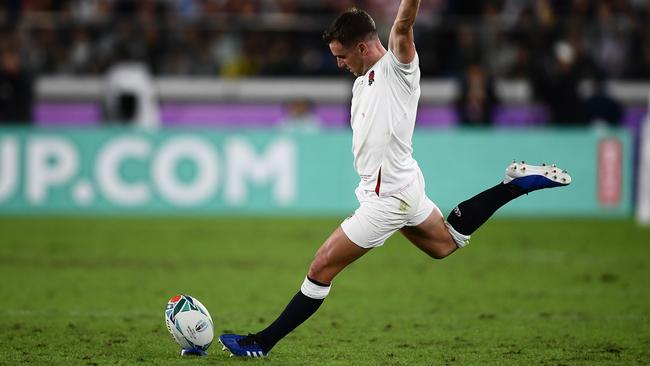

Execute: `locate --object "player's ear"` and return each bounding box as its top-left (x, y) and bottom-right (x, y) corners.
top-left (357, 42), bottom-right (367, 56)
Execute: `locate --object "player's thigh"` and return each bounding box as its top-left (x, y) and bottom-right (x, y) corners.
top-left (308, 226), bottom-right (370, 284)
top-left (400, 204), bottom-right (456, 259)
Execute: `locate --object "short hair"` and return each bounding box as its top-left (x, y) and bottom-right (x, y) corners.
top-left (322, 8), bottom-right (377, 48)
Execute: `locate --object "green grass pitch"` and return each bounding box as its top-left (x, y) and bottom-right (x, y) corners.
top-left (0, 217), bottom-right (648, 365)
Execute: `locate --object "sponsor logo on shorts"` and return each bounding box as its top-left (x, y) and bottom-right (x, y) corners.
top-left (398, 199), bottom-right (410, 212)
top-left (453, 206), bottom-right (461, 217)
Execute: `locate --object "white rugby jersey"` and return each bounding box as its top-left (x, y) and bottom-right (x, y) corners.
top-left (350, 49), bottom-right (421, 196)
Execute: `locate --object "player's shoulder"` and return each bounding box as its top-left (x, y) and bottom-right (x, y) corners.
top-left (386, 49), bottom-right (419, 68)
top-left (376, 50), bottom-right (419, 80)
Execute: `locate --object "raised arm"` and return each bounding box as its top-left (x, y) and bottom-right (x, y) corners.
top-left (388, 0), bottom-right (420, 64)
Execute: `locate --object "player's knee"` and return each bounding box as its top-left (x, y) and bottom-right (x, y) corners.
top-left (429, 249), bottom-right (451, 260)
top-left (427, 239), bottom-right (457, 260)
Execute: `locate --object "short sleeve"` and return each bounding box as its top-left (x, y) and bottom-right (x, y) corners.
top-left (385, 50), bottom-right (420, 93)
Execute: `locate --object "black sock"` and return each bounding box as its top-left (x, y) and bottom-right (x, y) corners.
top-left (447, 182), bottom-right (525, 235)
top-left (254, 277), bottom-right (329, 352)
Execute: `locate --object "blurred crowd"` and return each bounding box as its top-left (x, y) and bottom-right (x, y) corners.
top-left (1, 0), bottom-right (648, 78)
top-left (1, 0), bottom-right (649, 126)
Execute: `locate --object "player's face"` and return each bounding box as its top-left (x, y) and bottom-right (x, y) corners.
top-left (329, 40), bottom-right (363, 77)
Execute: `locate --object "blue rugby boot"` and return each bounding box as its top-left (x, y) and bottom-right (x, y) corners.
top-left (503, 161), bottom-right (571, 193)
top-left (219, 333), bottom-right (268, 358)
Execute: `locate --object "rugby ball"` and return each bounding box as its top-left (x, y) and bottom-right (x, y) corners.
top-left (164, 294), bottom-right (214, 352)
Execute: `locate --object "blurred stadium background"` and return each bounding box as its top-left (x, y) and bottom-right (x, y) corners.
top-left (1, 1), bottom-right (650, 365)
top-left (0, 0), bottom-right (648, 217)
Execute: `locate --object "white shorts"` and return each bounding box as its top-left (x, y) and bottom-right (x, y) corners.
top-left (341, 172), bottom-right (442, 249)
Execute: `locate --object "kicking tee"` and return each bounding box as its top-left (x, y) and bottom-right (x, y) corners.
top-left (350, 50), bottom-right (421, 197)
